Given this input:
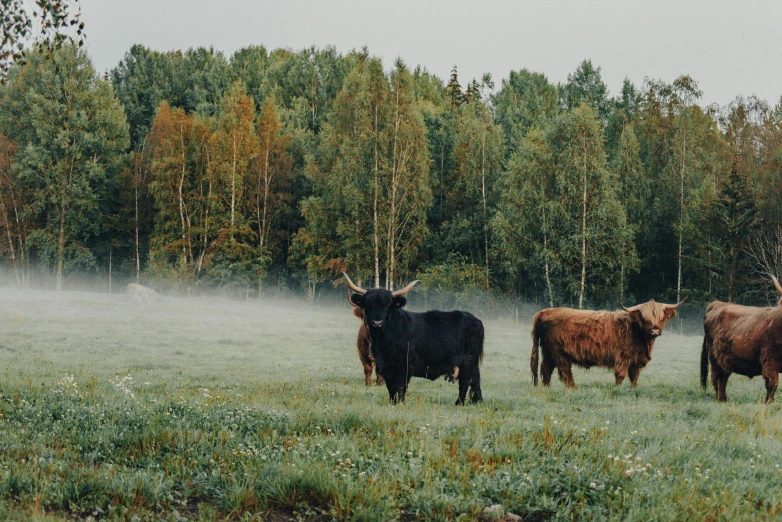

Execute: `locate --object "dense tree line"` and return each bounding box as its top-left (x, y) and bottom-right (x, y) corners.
top-left (0, 43), bottom-right (780, 307)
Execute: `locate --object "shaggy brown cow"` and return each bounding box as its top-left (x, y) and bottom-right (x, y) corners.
top-left (348, 292), bottom-right (384, 386)
top-left (701, 276), bottom-right (782, 403)
top-left (531, 299), bottom-right (684, 387)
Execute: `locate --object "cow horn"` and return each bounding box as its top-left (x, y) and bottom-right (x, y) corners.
top-left (666, 296), bottom-right (688, 309)
top-left (620, 304), bottom-right (638, 313)
top-left (391, 280), bottom-right (420, 297)
top-left (342, 272), bottom-right (366, 295)
top-left (772, 275), bottom-right (782, 297)
top-left (347, 289), bottom-right (358, 307)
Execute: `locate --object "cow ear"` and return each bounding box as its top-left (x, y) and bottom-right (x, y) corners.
top-left (664, 307), bottom-right (677, 320)
top-left (393, 296), bottom-right (407, 309)
top-left (350, 293), bottom-right (365, 308)
top-left (628, 309), bottom-right (642, 323)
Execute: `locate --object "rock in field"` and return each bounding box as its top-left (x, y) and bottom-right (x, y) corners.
top-left (127, 283), bottom-right (161, 303)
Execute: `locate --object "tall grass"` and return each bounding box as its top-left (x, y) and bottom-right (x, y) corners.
top-left (0, 289), bottom-right (780, 520)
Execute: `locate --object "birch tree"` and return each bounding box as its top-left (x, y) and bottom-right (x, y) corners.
top-left (147, 102), bottom-right (211, 283)
top-left (449, 95), bottom-right (504, 287)
top-left (612, 122), bottom-right (644, 302)
top-left (382, 59), bottom-right (432, 290)
top-left (551, 104), bottom-right (632, 307)
top-left (251, 94), bottom-right (292, 290)
top-left (493, 125), bottom-right (557, 303)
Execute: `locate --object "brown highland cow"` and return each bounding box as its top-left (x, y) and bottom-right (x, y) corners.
top-left (531, 299), bottom-right (684, 387)
top-left (701, 276), bottom-right (782, 403)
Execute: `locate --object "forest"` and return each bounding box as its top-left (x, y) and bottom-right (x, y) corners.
top-left (0, 43), bottom-right (780, 308)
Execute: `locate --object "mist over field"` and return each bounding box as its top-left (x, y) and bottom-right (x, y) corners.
top-left (2, 285), bottom-right (782, 520)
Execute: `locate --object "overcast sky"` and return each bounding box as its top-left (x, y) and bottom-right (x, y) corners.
top-left (80, 0), bottom-right (782, 107)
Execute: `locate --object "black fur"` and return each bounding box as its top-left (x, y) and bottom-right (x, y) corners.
top-left (350, 289), bottom-right (484, 405)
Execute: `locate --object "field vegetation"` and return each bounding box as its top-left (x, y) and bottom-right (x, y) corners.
top-left (1, 289), bottom-right (782, 520)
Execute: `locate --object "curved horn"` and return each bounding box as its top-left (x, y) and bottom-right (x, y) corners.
top-left (621, 304), bottom-right (638, 313)
top-left (772, 275), bottom-right (782, 297)
top-left (391, 280), bottom-right (420, 297)
top-left (347, 289), bottom-right (358, 307)
top-left (666, 296), bottom-right (688, 309)
top-left (342, 272), bottom-right (366, 295)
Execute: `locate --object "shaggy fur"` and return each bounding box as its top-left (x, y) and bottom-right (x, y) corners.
top-left (349, 286), bottom-right (484, 405)
top-left (352, 306), bottom-right (383, 386)
top-left (531, 300), bottom-right (678, 388)
top-left (701, 276), bottom-right (782, 403)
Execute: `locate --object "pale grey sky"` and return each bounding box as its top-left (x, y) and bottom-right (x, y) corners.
top-left (81, 0), bottom-right (782, 107)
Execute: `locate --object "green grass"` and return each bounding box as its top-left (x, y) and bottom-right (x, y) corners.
top-left (1, 289), bottom-right (781, 521)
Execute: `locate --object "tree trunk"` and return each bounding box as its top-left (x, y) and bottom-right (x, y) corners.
top-left (178, 124), bottom-right (188, 272)
top-left (258, 132), bottom-right (272, 296)
top-left (481, 122), bottom-right (489, 289)
top-left (677, 119), bottom-right (687, 333)
top-left (230, 132), bottom-right (237, 241)
top-left (387, 90), bottom-right (400, 291)
top-left (373, 104), bottom-right (380, 288)
top-left (0, 188), bottom-right (19, 286)
top-left (56, 198), bottom-right (65, 291)
top-left (544, 232), bottom-right (554, 308)
top-left (197, 171), bottom-right (212, 274)
top-left (134, 183), bottom-right (140, 281)
top-left (579, 133), bottom-right (588, 309)
top-left (134, 139), bottom-right (146, 282)
top-left (5, 178), bottom-right (26, 288)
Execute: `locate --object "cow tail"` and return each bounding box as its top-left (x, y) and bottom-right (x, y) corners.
top-left (478, 321), bottom-right (485, 365)
top-left (531, 312), bottom-right (540, 386)
top-left (700, 335), bottom-right (710, 390)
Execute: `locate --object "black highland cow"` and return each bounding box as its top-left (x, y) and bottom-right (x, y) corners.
top-left (344, 272), bottom-right (484, 405)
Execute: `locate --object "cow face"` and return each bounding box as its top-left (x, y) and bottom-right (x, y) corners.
top-left (350, 290), bottom-right (407, 330)
top-left (625, 300), bottom-right (678, 339)
top-left (343, 272), bottom-right (420, 330)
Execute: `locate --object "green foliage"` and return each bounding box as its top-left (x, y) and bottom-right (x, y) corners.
top-left (492, 69), bottom-right (559, 156)
top-left (0, 0), bottom-right (84, 82)
top-left (0, 43), bottom-right (780, 304)
top-left (0, 44), bottom-right (129, 289)
top-left (442, 98), bottom-right (504, 284)
top-left (561, 60), bottom-right (610, 121)
top-left (295, 56), bottom-right (432, 290)
top-left (549, 104), bottom-right (633, 307)
top-left (493, 124), bottom-right (557, 300)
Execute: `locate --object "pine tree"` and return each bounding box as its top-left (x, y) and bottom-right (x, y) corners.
top-left (444, 65), bottom-right (464, 109)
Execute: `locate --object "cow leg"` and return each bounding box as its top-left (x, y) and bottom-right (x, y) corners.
top-left (711, 369), bottom-right (730, 402)
top-left (541, 357), bottom-right (555, 387)
top-left (374, 367), bottom-right (384, 386)
top-left (468, 369), bottom-right (483, 404)
top-left (362, 362), bottom-right (374, 386)
top-left (628, 365), bottom-right (642, 387)
top-left (385, 377), bottom-right (407, 405)
top-left (718, 375), bottom-right (729, 402)
top-left (456, 374), bottom-right (469, 405)
top-left (763, 364), bottom-right (779, 404)
top-left (358, 335), bottom-right (373, 386)
top-left (614, 362), bottom-right (629, 386)
top-left (557, 361), bottom-right (576, 389)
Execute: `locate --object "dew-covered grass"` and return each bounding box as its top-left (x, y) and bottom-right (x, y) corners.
top-left (1, 289), bottom-right (781, 520)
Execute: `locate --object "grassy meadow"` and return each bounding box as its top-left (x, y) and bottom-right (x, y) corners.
top-left (1, 289), bottom-right (781, 521)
